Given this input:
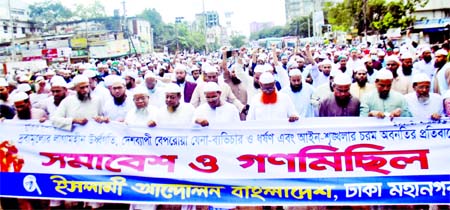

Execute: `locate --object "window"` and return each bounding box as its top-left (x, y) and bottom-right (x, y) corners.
top-left (13, 27), bottom-right (17, 34)
top-left (22, 27), bottom-right (25, 34)
top-left (3, 26), bottom-right (7, 33)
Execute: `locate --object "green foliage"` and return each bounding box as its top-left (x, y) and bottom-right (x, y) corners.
top-left (29, 0), bottom-right (72, 28)
top-left (73, 0), bottom-right (107, 19)
top-left (230, 35), bottom-right (246, 48)
top-left (249, 15), bottom-right (313, 41)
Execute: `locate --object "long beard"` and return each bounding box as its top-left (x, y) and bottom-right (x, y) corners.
top-left (113, 94), bottom-right (126, 106)
top-left (366, 66), bottom-right (374, 75)
top-left (402, 66), bottom-right (413, 76)
top-left (423, 56), bottom-right (432, 63)
top-left (17, 109), bottom-right (31, 120)
top-left (77, 92), bottom-right (91, 102)
top-left (231, 76), bottom-right (241, 85)
top-left (357, 78), bottom-right (367, 87)
top-left (253, 81), bottom-right (260, 89)
top-left (126, 82), bottom-right (133, 89)
top-left (418, 94), bottom-right (430, 104)
top-left (53, 96), bottom-right (66, 106)
top-left (0, 93), bottom-right (7, 101)
top-left (176, 78), bottom-right (185, 85)
top-left (435, 61), bottom-right (446, 69)
top-left (379, 91), bottom-right (389, 99)
top-left (290, 83), bottom-right (303, 93)
top-left (335, 96), bottom-right (351, 107)
top-left (261, 91), bottom-right (277, 104)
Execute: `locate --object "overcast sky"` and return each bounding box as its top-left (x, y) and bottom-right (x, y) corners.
top-left (22, 0), bottom-right (286, 36)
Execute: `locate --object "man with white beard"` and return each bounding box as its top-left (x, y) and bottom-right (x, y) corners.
top-left (404, 73), bottom-right (443, 120)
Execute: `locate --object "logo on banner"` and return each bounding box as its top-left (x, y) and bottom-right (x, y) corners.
top-left (23, 175), bottom-right (42, 195)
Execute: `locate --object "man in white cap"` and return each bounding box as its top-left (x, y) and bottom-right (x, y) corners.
top-left (124, 87), bottom-right (158, 127)
top-left (36, 76), bottom-right (68, 118)
top-left (83, 69), bottom-right (109, 103)
top-left (432, 49), bottom-right (450, 94)
top-left (188, 65), bottom-right (201, 82)
top-left (360, 69), bottom-right (412, 118)
top-left (384, 55), bottom-right (413, 95)
top-left (405, 73), bottom-right (443, 120)
top-left (319, 73), bottom-right (360, 117)
top-left (51, 74), bottom-right (107, 131)
top-left (413, 47), bottom-right (434, 79)
top-left (311, 59), bottom-right (333, 88)
top-left (280, 69), bottom-right (314, 118)
top-left (157, 83), bottom-right (195, 126)
top-left (193, 82), bottom-right (240, 126)
top-left (173, 64), bottom-right (197, 103)
top-left (350, 66), bottom-right (375, 99)
top-left (190, 65), bottom-right (245, 114)
top-left (123, 70), bottom-right (138, 91)
top-left (102, 75), bottom-right (134, 122)
top-left (247, 72), bottom-right (299, 122)
top-left (399, 52), bottom-right (416, 77)
top-left (0, 78), bottom-right (12, 107)
top-left (143, 71), bottom-right (165, 108)
top-left (12, 92), bottom-right (47, 121)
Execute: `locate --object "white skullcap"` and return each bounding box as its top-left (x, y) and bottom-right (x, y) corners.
top-left (435, 49), bottom-right (448, 56)
top-left (318, 54), bottom-right (327, 59)
top-left (333, 73), bottom-right (352, 85)
top-left (259, 72), bottom-right (275, 84)
top-left (443, 90), bottom-right (450, 99)
top-left (72, 75), bottom-right (89, 86)
top-left (257, 54), bottom-right (267, 61)
top-left (133, 87), bottom-right (149, 96)
top-left (385, 55), bottom-right (401, 64)
top-left (50, 76), bottom-right (67, 88)
top-left (17, 84), bottom-right (31, 92)
top-left (19, 75), bottom-right (29, 82)
top-left (203, 82), bottom-right (221, 93)
top-left (377, 51), bottom-right (386, 56)
top-left (83, 70), bottom-right (97, 78)
top-left (319, 59), bottom-right (333, 66)
top-left (175, 64), bottom-right (187, 72)
top-left (123, 70), bottom-right (138, 80)
top-left (164, 83), bottom-right (182, 93)
top-left (35, 76), bottom-right (45, 82)
top-left (400, 52), bottom-right (413, 60)
top-left (353, 65), bottom-right (367, 73)
top-left (329, 69), bottom-right (340, 78)
top-left (12, 92), bottom-right (29, 103)
top-left (254, 65), bottom-right (265, 73)
top-left (203, 65), bottom-right (218, 74)
top-left (375, 69), bottom-right (394, 80)
top-left (144, 71), bottom-right (156, 79)
top-left (45, 70), bottom-right (56, 76)
top-left (103, 75), bottom-right (115, 87)
top-left (190, 65), bottom-right (200, 72)
top-left (110, 75), bottom-right (126, 86)
top-left (288, 69), bottom-right (302, 77)
top-left (0, 78), bottom-right (8, 87)
top-left (281, 55), bottom-right (288, 60)
top-left (420, 47), bottom-right (431, 54)
top-left (286, 61), bottom-right (298, 69)
top-left (362, 56), bottom-right (372, 63)
top-left (412, 73), bottom-right (431, 83)
top-left (264, 64), bottom-right (274, 72)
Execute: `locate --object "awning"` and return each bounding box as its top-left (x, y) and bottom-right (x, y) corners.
top-left (414, 18), bottom-right (450, 30)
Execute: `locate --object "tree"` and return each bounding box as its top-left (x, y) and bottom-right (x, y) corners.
top-left (29, 0), bottom-right (72, 29)
top-left (138, 8), bottom-right (165, 50)
top-left (73, 0), bottom-right (107, 19)
top-left (230, 35), bottom-right (246, 49)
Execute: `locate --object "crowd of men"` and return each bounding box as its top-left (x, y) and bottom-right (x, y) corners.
top-left (1, 38), bottom-right (450, 210)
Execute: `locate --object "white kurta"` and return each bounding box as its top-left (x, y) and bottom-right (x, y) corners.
top-left (280, 83), bottom-right (315, 118)
top-left (247, 91), bottom-right (298, 121)
top-left (35, 96), bottom-right (58, 117)
top-left (157, 103), bottom-right (195, 126)
top-left (193, 102), bottom-right (240, 125)
top-left (51, 95), bottom-right (104, 131)
top-left (103, 95), bottom-right (135, 122)
top-left (404, 92), bottom-right (443, 118)
top-left (190, 82), bottom-right (244, 111)
top-left (124, 105), bottom-right (159, 127)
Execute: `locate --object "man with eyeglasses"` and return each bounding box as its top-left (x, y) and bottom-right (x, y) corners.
top-left (384, 55), bottom-right (413, 95)
top-left (247, 72), bottom-right (299, 122)
top-left (124, 86), bottom-right (158, 127)
top-left (405, 73), bottom-right (442, 120)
